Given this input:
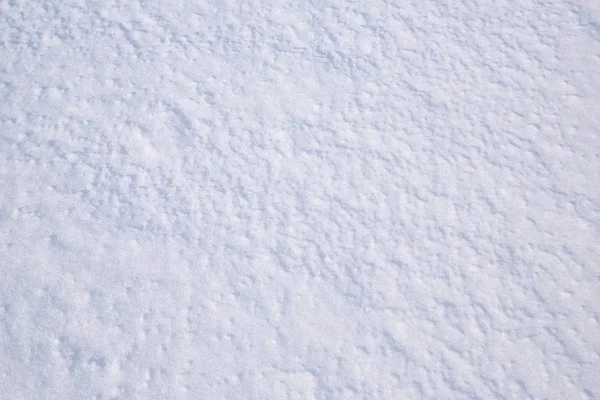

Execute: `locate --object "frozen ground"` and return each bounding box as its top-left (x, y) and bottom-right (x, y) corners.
top-left (1, 0), bottom-right (599, 398)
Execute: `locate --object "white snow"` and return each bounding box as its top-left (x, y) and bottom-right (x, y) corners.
top-left (1, 0), bottom-right (599, 398)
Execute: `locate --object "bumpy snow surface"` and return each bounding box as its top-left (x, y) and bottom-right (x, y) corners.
top-left (1, 0), bottom-right (600, 398)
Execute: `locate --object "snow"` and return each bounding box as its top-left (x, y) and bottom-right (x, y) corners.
top-left (1, 0), bottom-right (599, 398)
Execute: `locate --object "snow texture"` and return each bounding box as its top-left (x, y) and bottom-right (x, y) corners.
top-left (1, 0), bottom-right (600, 398)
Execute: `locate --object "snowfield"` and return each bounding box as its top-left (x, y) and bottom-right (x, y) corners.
top-left (1, 0), bottom-right (599, 398)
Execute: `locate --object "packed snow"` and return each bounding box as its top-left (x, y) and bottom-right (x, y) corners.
top-left (1, 0), bottom-right (599, 398)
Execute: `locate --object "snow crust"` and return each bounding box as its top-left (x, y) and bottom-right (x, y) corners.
top-left (1, 0), bottom-right (599, 398)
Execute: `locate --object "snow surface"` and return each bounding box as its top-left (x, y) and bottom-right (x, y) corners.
top-left (1, 0), bottom-right (600, 398)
